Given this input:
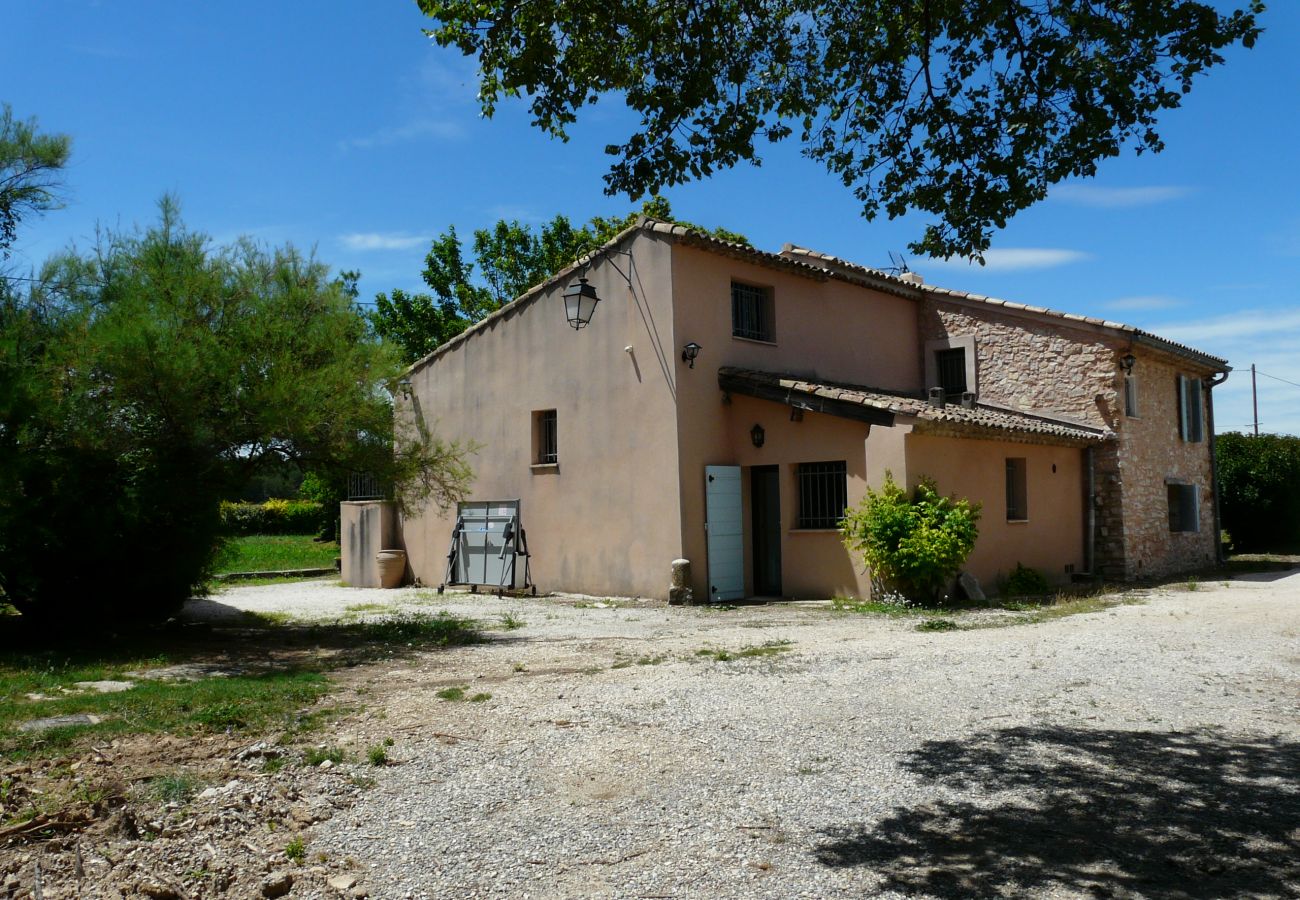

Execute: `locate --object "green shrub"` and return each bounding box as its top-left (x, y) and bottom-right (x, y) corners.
top-left (220, 499), bottom-right (325, 536)
top-left (840, 474), bottom-right (981, 604)
top-left (1003, 562), bottom-right (1052, 597)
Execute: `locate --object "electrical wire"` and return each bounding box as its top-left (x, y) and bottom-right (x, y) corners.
top-left (1255, 369), bottom-right (1300, 391)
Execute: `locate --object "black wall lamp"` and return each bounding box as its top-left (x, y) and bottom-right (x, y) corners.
top-left (396, 378), bottom-right (413, 399)
top-left (682, 342), bottom-right (702, 368)
top-left (750, 423), bottom-right (766, 448)
top-left (563, 278), bottom-right (600, 329)
top-left (563, 248), bottom-right (634, 330)
top-left (1119, 353), bottom-right (1136, 374)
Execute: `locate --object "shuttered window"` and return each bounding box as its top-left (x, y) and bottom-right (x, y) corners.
top-left (1177, 375), bottom-right (1204, 442)
top-left (1168, 483), bottom-right (1199, 533)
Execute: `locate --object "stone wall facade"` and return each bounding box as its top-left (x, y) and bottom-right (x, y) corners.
top-left (921, 297), bottom-right (1221, 580)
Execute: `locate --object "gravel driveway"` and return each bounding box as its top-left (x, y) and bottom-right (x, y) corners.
top-left (199, 575), bottom-right (1300, 899)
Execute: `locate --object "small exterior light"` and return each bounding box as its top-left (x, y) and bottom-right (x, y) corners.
top-left (397, 378), bottom-right (413, 398)
top-left (1120, 353), bottom-right (1136, 374)
top-left (681, 341), bottom-right (702, 368)
top-left (750, 423), bottom-right (765, 448)
top-left (563, 277), bottom-right (601, 329)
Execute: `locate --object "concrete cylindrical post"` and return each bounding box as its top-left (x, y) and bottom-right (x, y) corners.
top-left (668, 558), bottom-right (693, 605)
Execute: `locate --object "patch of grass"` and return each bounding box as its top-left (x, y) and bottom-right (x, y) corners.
top-left (0, 610), bottom-right (481, 761)
top-left (239, 610), bottom-right (297, 626)
top-left (916, 618), bottom-right (959, 632)
top-left (0, 666), bottom-right (330, 761)
top-left (435, 685), bottom-right (490, 703)
top-left (285, 837), bottom-right (306, 863)
top-left (830, 596), bottom-right (922, 617)
top-left (497, 612), bottom-right (526, 631)
top-left (344, 602), bottom-right (390, 615)
top-left (637, 654), bottom-right (667, 666)
top-left (975, 591), bottom-right (1144, 629)
top-left (512, 662), bottom-right (527, 673)
top-left (696, 639), bottom-right (794, 662)
top-left (304, 746), bottom-right (346, 766)
top-left (1186, 576), bottom-right (1200, 592)
top-left (152, 772), bottom-right (201, 803)
top-left (214, 535), bottom-right (338, 575)
top-left (366, 744), bottom-right (388, 766)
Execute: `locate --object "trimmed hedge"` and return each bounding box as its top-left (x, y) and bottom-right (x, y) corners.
top-left (220, 499), bottom-right (325, 536)
top-left (1217, 432), bottom-right (1300, 553)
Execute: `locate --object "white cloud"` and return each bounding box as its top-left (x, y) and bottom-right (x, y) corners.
top-left (339, 232), bottom-right (429, 251)
top-left (1052, 184), bottom-right (1192, 208)
top-left (1154, 309), bottom-right (1300, 345)
top-left (1148, 308), bottom-right (1300, 436)
top-left (338, 119), bottom-right (466, 152)
top-left (1103, 295), bottom-right (1184, 312)
top-left (928, 248), bottom-right (1091, 273)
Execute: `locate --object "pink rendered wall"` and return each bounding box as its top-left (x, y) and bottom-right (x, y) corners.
top-left (670, 245), bottom-right (921, 599)
top-left (719, 394), bottom-right (873, 599)
top-left (904, 434), bottom-right (1086, 590)
top-left (397, 231), bottom-right (684, 598)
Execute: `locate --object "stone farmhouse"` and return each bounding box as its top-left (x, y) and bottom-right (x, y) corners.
top-left (343, 218), bottom-right (1228, 601)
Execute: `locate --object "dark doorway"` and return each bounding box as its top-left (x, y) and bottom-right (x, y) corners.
top-left (751, 465), bottom-right (782, 596)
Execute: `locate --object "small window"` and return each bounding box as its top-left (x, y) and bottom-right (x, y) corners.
top-left (1006, 458), bottom-right (1028, 521)
top-left (1124, 374), bottom-right (1139, 418)
top-left (796, 461), bottom-right (847, 529)
top-left (1168, 483), bottom-right (1199, 533)
top-left (1177, 375), bottom-right (1204, 442)
top-left (936, 348), bottom-right (968, 397)
top-left (731, 282), bottom-right (774, 342)
top-left (533, 409), bottom-right (557, 464)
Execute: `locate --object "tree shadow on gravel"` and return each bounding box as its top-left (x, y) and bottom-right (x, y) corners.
top-left (814, 727), bottom-right (1300, 898)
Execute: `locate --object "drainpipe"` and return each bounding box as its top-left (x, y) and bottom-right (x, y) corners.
top-left (1207, 371), bottom-right (1230, 565)
top-left (1084, 445), bottom-right (1096, 577)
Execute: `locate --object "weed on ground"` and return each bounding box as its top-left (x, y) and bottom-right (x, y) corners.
top-left (696, 639), bottom-right (794, 662)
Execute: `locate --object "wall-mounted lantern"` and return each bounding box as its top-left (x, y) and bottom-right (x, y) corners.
top-left (396, 378), bottom-right (413, 399)
top-left (563, 278), bottom-right (601, 330)
top-left (681, 342), bottom-right (702, 368)
top-left (750, 423), bottom-right (766, 448)
top-left (1119, 353), bottom-right (1136, 374)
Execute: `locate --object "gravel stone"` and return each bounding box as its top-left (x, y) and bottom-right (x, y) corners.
top-left (189, 575), bottom-right (1300, 898)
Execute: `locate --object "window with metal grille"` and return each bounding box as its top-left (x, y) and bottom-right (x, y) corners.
top-left (1005, 457), bottom-right (1028, 521)
top-left (1168, 483), bottom-right (1199, 532)
top-left (731, 282), bottom-right (774, 342)
top-left (935, 348), bottom-right (967, 397)
top-left (534, 409), bottom-right (557, 464)
top-left (797, 461), bottom-right (847, 529)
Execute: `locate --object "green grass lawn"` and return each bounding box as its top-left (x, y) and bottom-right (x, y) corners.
top-left (214, 534), bottom-right (339, 574)
top-left (0, 611), bottom-right (483, 763)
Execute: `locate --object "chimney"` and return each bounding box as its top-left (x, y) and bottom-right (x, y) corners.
top-left (928, 387), bottom-right (946, 408)
top-left (898, 272), bottom-right (924, 286)
top-left (961, 391), bottom-right (976, 409)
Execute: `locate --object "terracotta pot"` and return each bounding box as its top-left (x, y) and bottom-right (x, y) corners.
top-left (376, 549), bottom-right (407, 589)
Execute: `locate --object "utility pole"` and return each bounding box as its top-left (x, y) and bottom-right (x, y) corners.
top-left (1252, 363), bottom-right (1259, 436)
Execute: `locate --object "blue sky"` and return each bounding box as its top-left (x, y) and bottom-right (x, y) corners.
top-left (4, 1), bottom-right (1299, 435)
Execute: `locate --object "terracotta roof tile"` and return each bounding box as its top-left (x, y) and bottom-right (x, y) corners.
top-left (720, 368), bottom-right (1114, 445)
